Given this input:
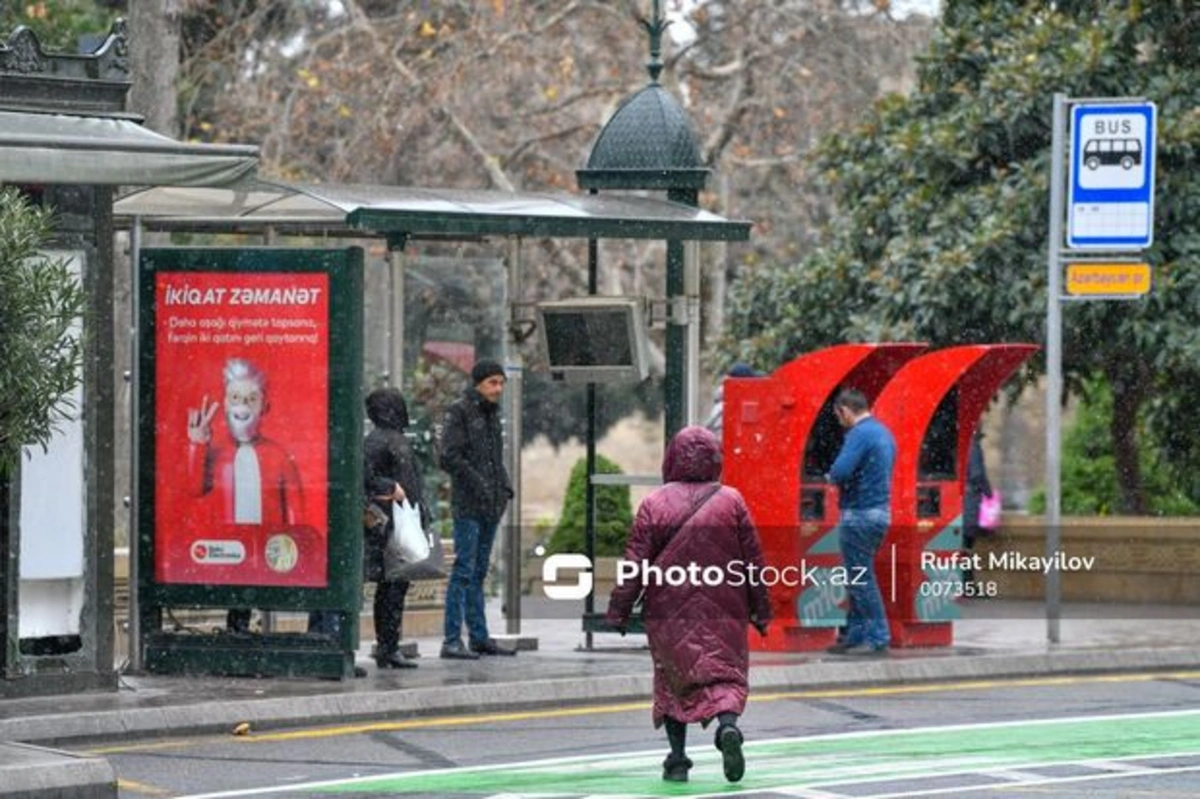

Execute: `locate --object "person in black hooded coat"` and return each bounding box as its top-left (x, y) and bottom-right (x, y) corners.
top-left (363, 387), bottom-right (429, 669)
top-left (961, 430), bottom-right (993, 583)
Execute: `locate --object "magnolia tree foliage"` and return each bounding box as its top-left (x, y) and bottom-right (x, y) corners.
top-left (0, 188), bottom-right (85, 472)
top-left (724, 0), bottom-right (1200, 513)
top-left (1028, 377), bottom-right (1198, 517)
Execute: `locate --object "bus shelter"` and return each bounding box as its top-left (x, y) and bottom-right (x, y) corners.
top-left (113, 179), bottom-right (751, 676)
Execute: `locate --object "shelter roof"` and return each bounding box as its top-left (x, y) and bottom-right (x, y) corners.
top-left (0, 110), bottom-right (258, 186)
top-left (114, 180), bottom-right (751, 242)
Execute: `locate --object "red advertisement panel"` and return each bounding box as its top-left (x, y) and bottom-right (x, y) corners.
top-left (153, 271), bottom-right (330, 587)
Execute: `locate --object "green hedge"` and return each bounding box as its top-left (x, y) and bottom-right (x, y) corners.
top-left (547, 455), bottom-right (632, 557)
top-left (1030, 378), bottom-right (1199, 516)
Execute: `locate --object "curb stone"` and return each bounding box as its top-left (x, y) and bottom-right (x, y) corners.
top-left (6, 647), bottom-right (1200, 746)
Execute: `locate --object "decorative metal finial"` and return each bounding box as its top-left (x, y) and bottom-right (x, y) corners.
top-left (640, 0), bottom-right (671, 83)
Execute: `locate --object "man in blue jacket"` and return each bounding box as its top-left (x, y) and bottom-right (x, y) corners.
top-left (825, 388), bottom-right (896, 656)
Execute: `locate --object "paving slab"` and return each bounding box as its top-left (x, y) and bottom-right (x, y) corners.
top-left (0, 742), bottom-right (115, 799)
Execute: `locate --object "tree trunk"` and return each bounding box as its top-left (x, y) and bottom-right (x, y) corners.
top-left (122, 1), bottom-right (182, 550)
top-left (128, 0), bottom-right (182, 137)
top-left (1107, 365), bottom-right (1148, 515)
top-left (701, 172), bottom-right (731, 407)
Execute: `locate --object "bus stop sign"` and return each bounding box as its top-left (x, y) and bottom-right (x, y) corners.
top-left (1068, 101), bottom-right (1156, 250)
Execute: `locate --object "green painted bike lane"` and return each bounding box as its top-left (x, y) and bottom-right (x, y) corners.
top-left (310, 709), bottom-right (1200, 797)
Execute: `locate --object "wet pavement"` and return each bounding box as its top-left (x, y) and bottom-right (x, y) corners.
top-left (2, 598), bottom-right (1199, 797)
top-left (3, 599), bottom-right (1199, 742)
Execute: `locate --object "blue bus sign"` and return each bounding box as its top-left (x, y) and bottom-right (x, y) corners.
top-left (1068, 101), bottom-right (1156, 250)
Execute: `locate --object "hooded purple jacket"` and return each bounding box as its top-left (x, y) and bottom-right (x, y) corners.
top-left (606, 426), bottom-right (772, 727)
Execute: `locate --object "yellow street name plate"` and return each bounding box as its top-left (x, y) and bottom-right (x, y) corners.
top-left (1066, 262), bottom-right (1151, 296)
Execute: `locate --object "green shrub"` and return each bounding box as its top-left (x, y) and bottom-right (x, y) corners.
top-left (0, 187), bottom-right (85, 471)
top-left (547, 455), bottom-right (632, 557)
top-left (1029, 378), bottom-right (1199, 516)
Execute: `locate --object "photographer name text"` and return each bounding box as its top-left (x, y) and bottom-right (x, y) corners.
top-left (922, 551), bottom-right (1096, 574)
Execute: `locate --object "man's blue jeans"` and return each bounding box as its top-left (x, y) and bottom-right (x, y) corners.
top-left (443, 516), bottom-right (498, 647)
top-left (836, 507), bottom-right (891, 648)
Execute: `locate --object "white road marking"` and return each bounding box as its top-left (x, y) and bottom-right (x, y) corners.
top-left (977, 767), bottom-right (1058, 782)
top-left (859, 764), bottom-right (1200, 798)
top-left (174, 708), bottom-right (1200, 799)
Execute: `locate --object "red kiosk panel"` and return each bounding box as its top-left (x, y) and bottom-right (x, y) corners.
top-left (723, 343), bottom-right (926, 651)
top-left (872, 344), bottom-right (1037, 647)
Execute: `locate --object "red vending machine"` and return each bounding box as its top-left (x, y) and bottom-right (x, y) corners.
top-left (872, 344), bottom-right (1037, 647)
top-left (723, 343), bottom-right (925, 651)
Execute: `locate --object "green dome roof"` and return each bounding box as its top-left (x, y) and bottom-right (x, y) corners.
top-left (577, 83), bottom-right (709, 191)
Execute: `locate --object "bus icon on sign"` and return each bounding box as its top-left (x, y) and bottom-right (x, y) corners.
top-left (1083, 138), bottom-right (1142, 171)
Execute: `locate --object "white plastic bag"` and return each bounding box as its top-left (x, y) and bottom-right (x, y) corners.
top-left (390, 499), bottom-right (430, 562)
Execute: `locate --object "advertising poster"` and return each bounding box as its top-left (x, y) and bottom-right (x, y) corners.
top-left (153, 270), bottom-right (330, 587)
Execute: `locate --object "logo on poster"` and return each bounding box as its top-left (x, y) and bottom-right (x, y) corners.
top-left (265, 534), bottom-right (299, 573)
top-left (190, 540), bottom-right (246, 564)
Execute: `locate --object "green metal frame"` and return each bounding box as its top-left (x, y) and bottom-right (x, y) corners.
top-left (136, 247), bottom-right (364, 679)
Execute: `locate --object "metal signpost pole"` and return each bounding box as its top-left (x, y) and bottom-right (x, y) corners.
top-left (584, 234), bottom-right (599, 651)
top-left (1044, 93), bottom-right (1067, 645)
top-left (128, 217), bottom-right (143, 670)
top-left (261, 227), bottom-right (277, 636)
top-left (389, 248), bottom-right (406, 387)
top-left (505, 237), bottom-right (523, 636)
top-left (684, 240), bottom-right (701, 425)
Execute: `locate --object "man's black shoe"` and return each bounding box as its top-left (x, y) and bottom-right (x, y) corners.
top-left (375, 651), bottom-right (419, 669)
top-left (353, 665), bottom-right (368, 678)
top-left (843, 642), bottom-right (889, 657)
top-left (439, 640), bottom-right (480, 660)
top-left (470, 638), bottom-right (517, 656)
top-left (826, 640), bottom-right (854, 655)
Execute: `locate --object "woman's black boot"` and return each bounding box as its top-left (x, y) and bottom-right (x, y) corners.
top-left (663, 717), bottom-right (690, 781)
top-left (714, 713), bottom-right (745, 783)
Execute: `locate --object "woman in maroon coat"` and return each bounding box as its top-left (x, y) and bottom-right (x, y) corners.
top-left (606, 426), bottom-right (771, 784)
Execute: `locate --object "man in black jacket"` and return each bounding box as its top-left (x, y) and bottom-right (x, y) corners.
top-left (439, 360), bottom-right (516, 659)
